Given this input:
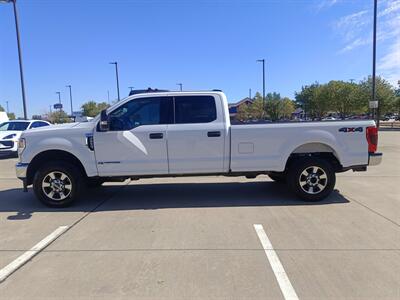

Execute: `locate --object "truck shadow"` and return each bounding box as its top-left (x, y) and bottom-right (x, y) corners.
top-left (0, 181), bottom-right (349, 220)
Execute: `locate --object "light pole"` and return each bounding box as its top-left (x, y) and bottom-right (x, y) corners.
top-left (66, 85), bottom-right (73, 115)
top-left (256, 59), bottom-right (266, 117)
top-left (177, 83), bottom-right (183, 91)
top-left (107, 90), bottom-right (110, 104)
top-left (6, 101), bottom-right (9, 113)
top-left (249, 88), bottom-right (252, 100)
top-left (129, 86), bottom-right (134, 92)
top-left (372, 0), bottom-right (379, 127)
top-left (109, 62), bottom-right (120, 101)
top-left (56, 91), bottom-right (61, 112)
top-left (1, 0), bottom-right (28, 119)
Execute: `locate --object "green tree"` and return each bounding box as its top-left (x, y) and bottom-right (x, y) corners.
top-left (82, 101), bottom-right (110, 117)
top-left (358, 76), bottom-right (396, 116)
top-left (0, 105), bottom-right (4, 112)
top-left (295, 83), bottom-right (332, 119)
top-left (394, 82), bottom-right (400, 116)
top-left (7, 113), bottom-right (16, 120)
top-left (280, 97), bottom-right (296, 119)
top-left (48, 110), bottom-right (71, 124)
top-left (236, 102), bottom-right (253, 121)
top-left (325, 80), bottom-right (365, 118)
top-left (265, 92), bottom-right (281, 121)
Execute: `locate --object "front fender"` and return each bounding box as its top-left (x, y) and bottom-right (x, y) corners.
top-left (21, 136), bottom-right (98, 177)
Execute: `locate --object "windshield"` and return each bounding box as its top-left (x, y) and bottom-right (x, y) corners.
top-left (0, 122), bottom-right (30, 131)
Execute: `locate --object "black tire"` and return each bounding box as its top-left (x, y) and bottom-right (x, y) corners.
top-left (33, 161), bottom-right (83, 207)
top-left (86, 178), bottom-right (106, 188)
top-left (287, 157), bottom-right (335, 202)
top-left (268, 172), bottom-right (287, 183)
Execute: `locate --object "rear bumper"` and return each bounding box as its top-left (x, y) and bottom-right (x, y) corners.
top-left (369, 152), bottom-right (383, 166)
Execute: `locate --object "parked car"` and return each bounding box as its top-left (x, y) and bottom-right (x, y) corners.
top-left (16, 91), bottom-right (382, 207)
top-left (0, 120), bottom-right (50, 156)
top-left (322, 116), bottom-right (337, 121)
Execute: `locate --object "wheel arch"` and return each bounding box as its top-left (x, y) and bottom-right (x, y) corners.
top-left (26, 150), bottom-right (88, 186)
top-left (284, 142), bottom-right (343, 172)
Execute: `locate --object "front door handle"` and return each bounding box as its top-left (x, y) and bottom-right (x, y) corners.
top-left (149, 133), bottom-right (163, 139)
top-left (207, 131), bottom-right (221, 137)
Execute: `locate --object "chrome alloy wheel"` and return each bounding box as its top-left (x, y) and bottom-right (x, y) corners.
top-left (299, 166), bottom-right (328, 195)
top-left (42, 171), bottom-right (72, 201)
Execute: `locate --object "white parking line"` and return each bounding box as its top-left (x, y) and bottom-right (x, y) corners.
top-left (0, 226), bottom-right (69, 283)
top-left (253, 224), bottom-right (299, 300)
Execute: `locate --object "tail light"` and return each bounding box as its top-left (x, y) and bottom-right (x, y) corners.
top-left (366, 126), bottom-right (378, 153)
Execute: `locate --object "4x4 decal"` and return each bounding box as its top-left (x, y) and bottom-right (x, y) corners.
top-left (339, 127), bottom-right (363, 133)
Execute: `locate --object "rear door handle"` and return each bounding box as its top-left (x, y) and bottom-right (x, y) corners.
top-left (149, 133), bottom-right (163, 139)
top-left (207, 131), bottom-right (221, 137)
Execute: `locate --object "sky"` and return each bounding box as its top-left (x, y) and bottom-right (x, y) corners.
top-left (0, 0), bottom-right (399, 118)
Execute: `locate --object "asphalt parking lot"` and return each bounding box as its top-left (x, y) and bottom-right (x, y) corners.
top-left (0, 131), bottom-right (399, 299)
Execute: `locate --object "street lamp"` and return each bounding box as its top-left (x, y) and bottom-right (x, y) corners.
top-left (0, 0), bottom-right (28, 119)
top-left (6, 101), bottom-right (9, 114)
top-left (109, 62), bottom-right (120, 101)
top-left (177, 83), bottom-right (183, 91)
top-left (66, 85), bottom-right (73, 116)
top-left (371, 0), bottom-right (379, 127)
top-left (256, 59), bottom-right (266, 118)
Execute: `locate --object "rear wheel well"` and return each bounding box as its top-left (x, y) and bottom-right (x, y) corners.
top-left (27, 150), bottom-right (87, 185)
top-left (285, 152), bottom-right (342, 173)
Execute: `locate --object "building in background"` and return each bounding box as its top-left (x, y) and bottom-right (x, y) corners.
top-left (228, 97), bottom-right (253, 121)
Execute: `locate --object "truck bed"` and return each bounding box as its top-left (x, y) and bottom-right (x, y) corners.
top-left (230, 120), bottom-right (375, 172)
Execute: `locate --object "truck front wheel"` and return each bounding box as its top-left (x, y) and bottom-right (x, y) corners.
top-left (287, 157), bottom-right (336, 202)
top-left (33, 161), bottom-right (82, 207)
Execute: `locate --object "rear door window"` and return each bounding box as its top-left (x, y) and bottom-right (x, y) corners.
top-left (174, 96), bottom-right (217, 124)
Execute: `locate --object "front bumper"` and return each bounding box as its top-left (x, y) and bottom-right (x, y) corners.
top-left (369, 152), bottom-right (383, 166)
top-left (0, 140), bottom-right (17, 152)
top-left (15, 162), bottom-right (29, 179)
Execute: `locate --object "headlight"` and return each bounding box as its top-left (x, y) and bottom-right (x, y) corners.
top-left (3, 134), bottom-right (17, 140)
top-left (18, 138), bottom-right (26, 152)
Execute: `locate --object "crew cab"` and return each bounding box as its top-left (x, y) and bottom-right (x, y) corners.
top-left (15, 91), bottom-right (382, 207)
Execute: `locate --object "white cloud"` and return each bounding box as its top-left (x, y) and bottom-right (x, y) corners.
top-left (339, 37), bottom-right (370, 53)
top-left (333, 0), bottom-right (400, 85)
top-left (316, 0), bottom-right (340, 11)
top-left (378, 0), bottom-right (400, 17)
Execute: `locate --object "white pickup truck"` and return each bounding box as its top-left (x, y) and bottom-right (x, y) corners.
top-left (16, 91), bottom-right (382, 207)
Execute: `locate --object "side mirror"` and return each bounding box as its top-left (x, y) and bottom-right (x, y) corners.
top-left (99, 109), bottom-right (109, 132)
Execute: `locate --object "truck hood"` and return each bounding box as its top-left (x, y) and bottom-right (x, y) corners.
top-left (22, 122), bottom-right (95, 137)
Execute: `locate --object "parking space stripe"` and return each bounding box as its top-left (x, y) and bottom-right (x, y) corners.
top-left (253, 224), bottom-right (299, 300)
top-left (0, 226), bottom-right (69, 283)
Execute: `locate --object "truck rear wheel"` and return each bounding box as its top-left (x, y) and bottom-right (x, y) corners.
top-left (33, 161), bottom-right (82, 207)
top-left (287, 157), bottom-right (335, 202)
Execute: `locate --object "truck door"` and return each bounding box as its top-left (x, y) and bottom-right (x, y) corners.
top-left (167, 95), bottom-right (226, 174)
top-left (94, 96), bottom-right (173, 176)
